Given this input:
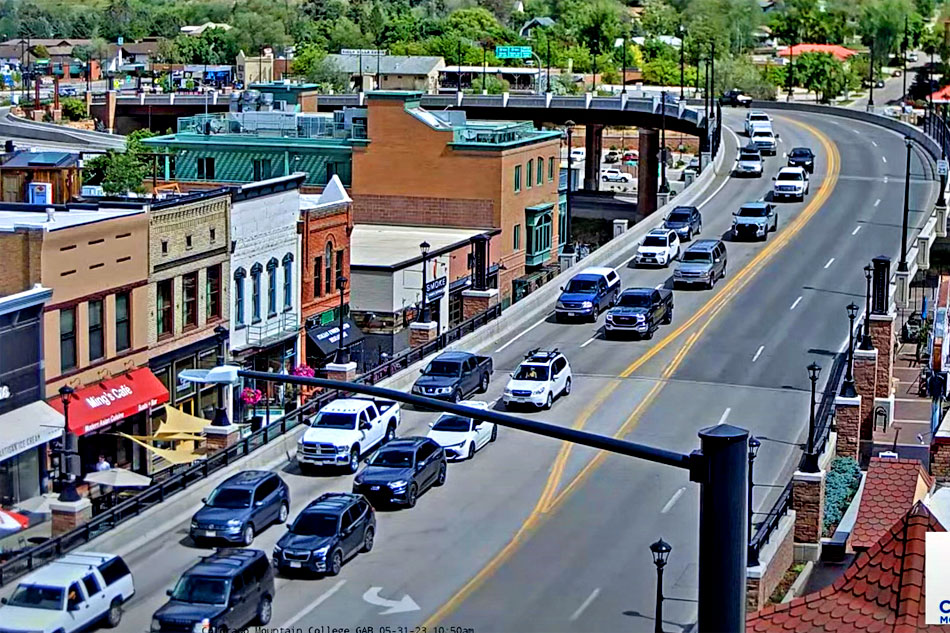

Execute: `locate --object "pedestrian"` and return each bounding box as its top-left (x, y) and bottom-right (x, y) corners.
top-left (95, 455), bottom-right (111, 472)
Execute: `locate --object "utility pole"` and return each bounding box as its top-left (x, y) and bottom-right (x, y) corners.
top-left (902, 16), bottom-right (909, 103)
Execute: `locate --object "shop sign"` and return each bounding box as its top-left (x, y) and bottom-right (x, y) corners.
top-left (84, 384), bottom-right (134, 409)
top-left (0, 385), bottom-right (9, 401)
top-left (425, 276), bottom-right (447, 302)
top-left (314, 322), bottom-right (352, 345)
top-left (0, 431), bottom-right (49, 460)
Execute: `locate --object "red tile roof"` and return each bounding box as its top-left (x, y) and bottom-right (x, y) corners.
top-left (777, 44), bottom-right (857, 60)
top-left (931, 85), bottom-right (950, 103)
top-left (852, 457), bottom-right (933, 550)
top-left (748, 502), bottom-right (948, 633)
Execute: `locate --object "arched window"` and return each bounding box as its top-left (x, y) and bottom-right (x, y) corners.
top-left (266, 258), bottom-right (279, 317)
top-left (282, 253), bottom-right (294, 310)
top-left (250, 262), bottom-right (263, 323)
top-left (537, 155), bottom-right (543, 185)
top-left (324, 241), bottom-right (333, 295)
top-left (233, 267), bottom-right (246, 326)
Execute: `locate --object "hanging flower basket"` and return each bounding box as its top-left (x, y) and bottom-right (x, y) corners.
top-left (292, 365), bottom-right (316, 378)
top-left (241, 387), bottom-right (263, 406)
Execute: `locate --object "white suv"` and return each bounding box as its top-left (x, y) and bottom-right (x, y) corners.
top-left (636, 228), bottom-right (681, 267)
top-left (745, 111), bottom-right (772, 136)
top-left (772, 166), bottom-right (809, 201)
top-left (602, 168), bottom-right (633, 183)
top-left (503, 349), bottom-right (572, 410)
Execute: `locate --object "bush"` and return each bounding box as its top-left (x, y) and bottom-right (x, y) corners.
top-left (60, 97), bottom-right (86, 122)
top-left (823, 457), bottom-right (862, 536)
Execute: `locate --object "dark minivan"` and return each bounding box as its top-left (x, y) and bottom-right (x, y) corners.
top-left (152, 548), bottom-right (275, 632)
top-left (274, 492), bottom-right (376, 576)
top-left (353, 437), bottom-right (447, 508)
top-left (190, 470), bottom-right (290, 547)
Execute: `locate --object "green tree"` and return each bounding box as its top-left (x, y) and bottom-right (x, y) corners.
top-left (31, 44), bottom-right (48, 59)
top-left (60, 97), bottom-right (86, 121)
top-left (643, 56), bottom-right (680, 84)
top-left (469, 74), bottom-right (509, 93)
top-left (101, 152), bottom-right (148, 195)
top-left (796, 51), bottom-right (851, 102)
top-left (640, 0), bottom-right (680, 38)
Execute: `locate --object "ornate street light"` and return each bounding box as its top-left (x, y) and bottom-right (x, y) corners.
top-left (419, 241), bottom-right (431, 322)
top-left (840, 303), bottom-right (859, 398)
top-left (861, 264), bottom-right (874, 350)
top-left (803, 362), bottom-right (822, 473)
top-left (57, 385), bottom-right (80, 502)
top-left (650, 538), bottom-right (672, 633)
top-left (335, 274), bottom-right (348, 364)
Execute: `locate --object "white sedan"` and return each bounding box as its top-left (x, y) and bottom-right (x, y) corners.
top-left (426, 400), bottom-right (495, 460)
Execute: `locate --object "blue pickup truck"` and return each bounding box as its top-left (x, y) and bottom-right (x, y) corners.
top-left (555, 267), bottom-right (622, 322)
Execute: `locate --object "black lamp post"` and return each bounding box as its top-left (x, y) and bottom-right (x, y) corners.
top-left (899, 137), bottom-right (913, 272)
top-left (57, 385), bottom-right (80, 502)
top-left (659, 91), bottom-right (670, 194)
top-left (650, 538), bottom-right (672, 633)
top-left (621, 36), bottom-right (627, 95)
top-left (902, 16), bottom-right (908, 103)
top-left (564, 121), bottom-right (575, 253)
top-left (214, 324), bottom-right (228, 366)
top-left (868, 40), bottom-right (875, 108)
top-left (803, 362), bottom-right (822, 473)
top-left (419, 241), bottom-right (431, 322)
top-left (335, 274), bottom-right (347, 364)
top-left (747, 436), bottom-right (760, 544)
top-left (841, 303), bottom-right (859, 398)
top-left (861, 265), bottom-right (874, 350)
top-left (940, 103), bottom-right (948, 208)
top-left (679, 26), bottom-right (686, 100)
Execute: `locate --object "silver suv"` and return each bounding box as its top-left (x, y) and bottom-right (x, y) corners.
top-left (674, 239), bottom-right (727, 289)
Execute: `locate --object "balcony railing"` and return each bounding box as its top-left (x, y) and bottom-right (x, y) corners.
top-left (176, 113), bottom-right (366, 141)
top-left (247, 312), bottom-right (298, 348)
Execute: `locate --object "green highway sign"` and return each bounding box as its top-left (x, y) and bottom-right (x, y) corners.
top-left (495, 46), bottom-right (532, 59)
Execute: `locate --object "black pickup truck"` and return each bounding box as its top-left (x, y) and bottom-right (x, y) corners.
top-left (604, 288), bottom-right (674, 340)
top-left (411, 351), bottom-right (493, 402)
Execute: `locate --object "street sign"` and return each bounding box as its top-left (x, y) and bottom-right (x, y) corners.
top-left (939, 159), bottom-right (948, 177)
top-left (117, 36), bottom-right (123, 46)
top-left (340, 49), bottom-right (387, 56)
top-left (495, 46), bottom-right (532, 59)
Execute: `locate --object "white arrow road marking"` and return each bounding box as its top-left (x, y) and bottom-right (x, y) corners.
top-left (580, 336), bottom-right (596, 348)
top-left (882, 156), bottom-right (887, 163)
top-left (752, 345), bottom-right (764, 362)
top-left (570, 588), bottom-right (601, 621)
top-left (283, 579), bottom-right (346, 628)
top-left (363, 587), bottom-right (421, 615)
top-left (790, 296), bottom-right (803, 310)
top-left (852, 226), bottom-right (862, 236)
top-left (824, 257), bottom-right (835, 269)
top-left (874, 198), bottom-right (881, 207)
top-left (661, 487), bottom-right (687, 514)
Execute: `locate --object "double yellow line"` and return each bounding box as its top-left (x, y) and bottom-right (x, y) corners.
top-left (423, 117), bottom-right (840, 628)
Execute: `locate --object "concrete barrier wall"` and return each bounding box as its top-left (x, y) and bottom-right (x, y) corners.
top-left (2, 113), bottom-right (126, 149)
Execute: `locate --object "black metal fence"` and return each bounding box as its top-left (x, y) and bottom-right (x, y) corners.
top-left (922, 109), bottom-right (950, 159)
top-left (0, 304), bottom-right (504, 587)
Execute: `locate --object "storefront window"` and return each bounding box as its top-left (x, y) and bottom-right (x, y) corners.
top-left (0, 447), bottom-right (42, 506)
top-left (198, 349), bottom-right (217, 370)
top-left (173, 356), bottom-right (196, 404)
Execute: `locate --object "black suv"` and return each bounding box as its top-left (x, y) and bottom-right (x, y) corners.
top-left (353, 437), bottom-right (446, 508)
top-left (190, 470), bottom-right (290, 547)
top-left (152, 548), bottom-right (275, 632)
top-left (274, 492), bottom-right (376, 576)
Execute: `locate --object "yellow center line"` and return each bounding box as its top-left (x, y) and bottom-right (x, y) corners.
top-left (422, 117), bottom-right (839, 628)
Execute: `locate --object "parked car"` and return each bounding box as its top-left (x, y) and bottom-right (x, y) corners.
top-left (744, 111), bottom-right (772, 136)
top-left (0, 552), bottom-right (134, 633)
top-left (750, 127), bottom-right (777, 156)
top-left (674, 239), bottom-right (727, 289)
top-left (663, 206), bottom-right (702, 241)
top-left (570, 148), bottom-right (586, 162)
top-left (426, 400), bottom-right (495, 460)
top-left (151, 549), bottom-right (274, 632)
top-left (720, 89), bottom-right (753, 107)
top-left (734, 146), bottom-right (764, 177)
top-left (503, 349), bottom-right (572, 410)
top-left (772, 166), bottom-right (810, 201)
top-left (787, 146), bottom-right (815, 173)
top-left (296, 398), bottom-right (401, 473)
top-left (353, 437), bottom-right (446, 508)
top-left (555, 267), bottom-right (622, 322)
top-left (190, 470), bottom-right (290, 546)
top-left (602, 168), bottom-right (633, 183)
top-left (732, 202), bottom-right (778, 240)
top-left (623, 150), bottom-right (639, 163)
top-left (604, 150), bottom-right (620, 163)
top-left (635, 228), bottom-right (681, 267)
top-left (411, 351), bottom-right (493, 402)
top-left (273, 492), bottom-right (376, 576)
top-left (605, 288), bottom-right (674, 340)
top-left (907, 52), bottom-right (919, 62)
top-left (58, 85), bottom-right (78, 97)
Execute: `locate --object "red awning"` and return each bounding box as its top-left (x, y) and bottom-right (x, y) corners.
top-left (49, 368), bottom-right (170, 436)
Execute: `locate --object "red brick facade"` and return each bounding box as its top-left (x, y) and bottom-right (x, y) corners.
top-left (869, 314), bottom-right (895, 399)
top-left (747, 521), bottom-right (794, 610)
top-left (792, 472), bottom-right (825, 544)
top-left (931, 440), bottom-right (950, 483)
top-left (300, 201), bottom-right (352, 327)
top-left (852, 351), bottom-right (878, 443)
top-left (835, 398), bottom-right (861, 461)
top-left (352, 194), bottom-right (495, 228)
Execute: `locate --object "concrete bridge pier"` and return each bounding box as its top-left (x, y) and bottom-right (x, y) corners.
top-left (638, 128), bottom-right (659, 216)
top-left (584, 123), bottom-right (604, 191)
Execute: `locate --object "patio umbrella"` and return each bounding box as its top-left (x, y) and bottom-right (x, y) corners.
top-left (16, 495), bottom-right (54, 514)
top-left (84, 468), bottom-right (152, 488)
top-left (0, 510), bottom-right (29, 533)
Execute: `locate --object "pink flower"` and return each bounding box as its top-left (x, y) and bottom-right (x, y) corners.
top-left (292, 365), bottom-right (315, 378)
top-left (241, 387), bottom-right (263, 405)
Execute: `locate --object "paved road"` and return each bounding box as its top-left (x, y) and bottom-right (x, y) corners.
top-left (45, 108), bottom-right (935, 633)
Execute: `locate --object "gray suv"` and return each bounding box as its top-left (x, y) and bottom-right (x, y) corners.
top-left (673, 240), bottom-right (727, 289)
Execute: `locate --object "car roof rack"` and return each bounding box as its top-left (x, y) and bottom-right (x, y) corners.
top-left (524, 348), bottom-right (560, 361)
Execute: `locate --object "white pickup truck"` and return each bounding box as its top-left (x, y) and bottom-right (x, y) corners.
top-left (0, 552), bottom-right (134, 633)
top-left (297, 398), bottom-right (401, 473)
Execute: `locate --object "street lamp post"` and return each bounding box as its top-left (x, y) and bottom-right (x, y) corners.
top-left (902, 16), bottom-right (908, 103)
top-left (747, 436), bottom-right (760, 546)
top-left (803, 362), bottom-right (822, 473)
top-left (565, 121), bottom-right (575, 252)
top-left (546, 39), bottom-right (551, 93)
top-left (679, 26), bottom-right (686, 99)
top-left (841, 303), bottom-right (859, 398)
top-left (621, 36), bottom-right (627, 95)
top-left (335, 275), bottom-right (347, 364)
top-left (940, 103), bottom-right (948, 209)
top-left (419, 241), bottom-right (431, 322)
top-left (861, 264), bottom-right (874, 350)
top-left (899, 137), bottom-right (913, 272)
top-left (650, 538), bottom-right (672, 633)
top-left (868, 40), bottom-right (875, 109)
top-left (57, 385), bottom-right (80, 502)
top-left (659, 91), bottom-right (670, 194)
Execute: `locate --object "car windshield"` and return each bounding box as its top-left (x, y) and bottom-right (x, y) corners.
top-left (171, 575), bottom-right (229, 605)
top-left (311, 411), bottom-right (357, 430)
top-left (738, 206), bottom-right (769, 217)
top-left (750, 114), bottom-right (769, 122)
top-left (432, 414), bottom-right (473, 432)
top-left (291, 512), bottom-right (339, 537)
top-left (617, 293), bottom-right (651, 308)
top-left (777, 172), bottom-right (802, 181)
top-left (683, 251), bottom-right (713, 263)
top-left (424, 361), bottom-right (460, 377)
top-left (667, 211), bottom-right (691, 222)
top-left (739, 152), bottom-right (759, 161)
top-left (790, 148), bottom-right (811, 158)
top-left (642, 235), bottom-right (668, 247)
top-left (206, 487), bottom-right (251, 509)
top-left (369, 449), bottom-right (414, 468)
top-left (7, 584), bottom-right (63, 610)
top-left (514, 365), bottom-right (549, 381)
top-left (753, 131), bottom-right (771, 138)
top-left (564, 278), bottom-right (597, 293)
